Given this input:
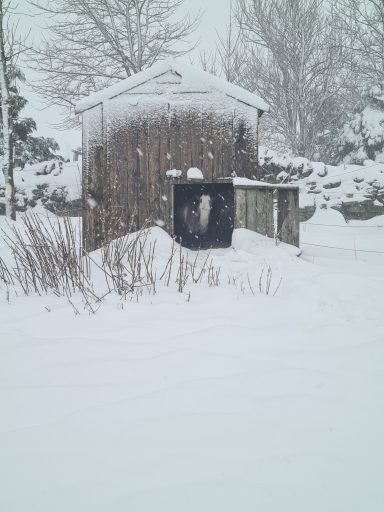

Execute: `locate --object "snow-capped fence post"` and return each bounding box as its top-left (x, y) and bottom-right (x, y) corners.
top-left (277, 188), bottom-right (300, 247)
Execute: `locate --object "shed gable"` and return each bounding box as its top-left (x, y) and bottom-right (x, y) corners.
top-left (75, 60), bottom-right (270, 114)
top-left (123, 70), bottom-right (184, 95)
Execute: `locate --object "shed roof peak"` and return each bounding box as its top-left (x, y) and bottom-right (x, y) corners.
top-left (75, 59), bottom-right (269, 114)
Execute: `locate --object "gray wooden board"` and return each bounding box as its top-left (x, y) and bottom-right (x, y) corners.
top-left (246, 188), bottom-right (257, 231)
top-left (235, 188), bottom-right (247, 229)
top-left (255, 188), bottom-right (274, 237)
top-left (277, 188), bottom-right (299, 246)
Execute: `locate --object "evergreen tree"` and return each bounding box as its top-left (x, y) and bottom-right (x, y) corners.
top-left (15, 135), bottom-right (60, 167)
top-left (339, 84), bottom-right (384, 164)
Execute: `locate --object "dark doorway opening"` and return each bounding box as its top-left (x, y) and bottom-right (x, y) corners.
top-left (173, 183), bottom-right (234, 249)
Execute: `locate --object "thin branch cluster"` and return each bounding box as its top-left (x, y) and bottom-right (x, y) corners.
top-left (29, 0), bottom-right (200, 124)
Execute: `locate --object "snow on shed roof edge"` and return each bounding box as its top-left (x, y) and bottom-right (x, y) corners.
top-left (75, 59), bottom-right (270, 114)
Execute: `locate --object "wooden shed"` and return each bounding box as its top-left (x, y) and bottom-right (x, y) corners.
top-left (75, 60), bottom-right (299, 251)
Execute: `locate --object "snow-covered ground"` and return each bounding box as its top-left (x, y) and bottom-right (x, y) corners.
top-left (0, 209), bottom-right (384, 512)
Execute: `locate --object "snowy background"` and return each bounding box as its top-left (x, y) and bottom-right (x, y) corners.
top-left (1, 0), bottom-right (384, 510)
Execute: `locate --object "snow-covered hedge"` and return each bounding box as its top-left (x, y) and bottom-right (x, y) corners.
top-left (259, 147), bottom-right (384, 220)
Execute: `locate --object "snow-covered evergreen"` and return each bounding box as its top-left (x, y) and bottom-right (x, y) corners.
top-left (339, 84), bottom-right (384, 164)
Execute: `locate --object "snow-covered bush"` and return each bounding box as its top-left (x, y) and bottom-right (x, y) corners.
top-left (339, 84), bottom-right (384, 164)
top-left (14, 136), bottom-right (61, 168)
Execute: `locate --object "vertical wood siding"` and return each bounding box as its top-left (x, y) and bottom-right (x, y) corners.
top-left (277, 188), bottom-right (300, 247)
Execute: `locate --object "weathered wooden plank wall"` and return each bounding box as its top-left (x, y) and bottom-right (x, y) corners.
top-left (83, 103), bottom-right (260, 251)
top-left (255, 188), bottom-right (274, 237)
top-left (234, 185), bottom-right (300, 247)
top-left (234, 186), bottom-right (274, 238)
top-left (234, 188), bottom-right (247, 229)
top-left (277, 188), bottom-right (300, 247)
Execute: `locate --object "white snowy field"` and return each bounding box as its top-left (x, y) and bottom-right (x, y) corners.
top-left (0, 209), bottom-right (384, 512)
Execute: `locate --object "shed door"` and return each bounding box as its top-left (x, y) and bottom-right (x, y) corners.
top-left (173, 183), bottom-right (234, 249)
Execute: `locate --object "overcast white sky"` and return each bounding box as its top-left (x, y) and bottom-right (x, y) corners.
top-left (17, 0), bottom-right (232, 156)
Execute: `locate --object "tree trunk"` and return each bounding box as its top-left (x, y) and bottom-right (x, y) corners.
top-left (0, 2), bottom-right (16, 220)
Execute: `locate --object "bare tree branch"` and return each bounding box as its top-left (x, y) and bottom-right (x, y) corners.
top-left (234, 0), bottom-right (353, 160)
top-left (29, 0), bottom-right (201, 126)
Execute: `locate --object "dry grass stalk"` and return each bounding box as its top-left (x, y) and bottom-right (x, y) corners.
top-left (0, 212), bottom-right (231, 312)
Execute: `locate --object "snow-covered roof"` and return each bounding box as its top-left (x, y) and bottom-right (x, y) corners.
top-left (75, 60), bottom-right (269, 114)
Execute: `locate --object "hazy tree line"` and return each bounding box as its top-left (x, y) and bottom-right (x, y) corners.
top-left (28, 0), bottom-right (384, 163)
top-left (1, 0), bottom-right (384, 218)
top-left (205, 0), bottom-right (384, 163)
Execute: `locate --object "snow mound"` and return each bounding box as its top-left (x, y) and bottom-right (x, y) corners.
top-left (166, 169), bottom-right (182, 178)
top-left (187, 167), bottom-right (204, 180)
top-left (232, 228), bottom-right (301, 257)
top-left (303, 208), bottom-right (347, 226)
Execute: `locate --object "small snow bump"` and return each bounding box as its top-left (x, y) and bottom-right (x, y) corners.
top-left (87, 196), bottom-right (98, 209)
top-left (166, 169), bottom-right (182, 178)
top-left (187, 167), bottom-right (204, 180)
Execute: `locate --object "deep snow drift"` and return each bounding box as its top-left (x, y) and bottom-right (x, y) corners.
top-left (0, 209), bottom-right (383, 512)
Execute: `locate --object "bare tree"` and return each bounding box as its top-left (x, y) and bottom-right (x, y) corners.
top-left (30, 0), bottom-right (200, 125)
top-left (337, 0), bottom-right (384, 82)
top-left (334, 1), bottom-right (384, 163)
top-left (197, 50), bottom-right (220, 77)
top-left (235, 0), bottom-right (351, 160)
top-left (215, 6), bottom-right (246, 84)
top-left (197, 3), bottom-right (246, 83)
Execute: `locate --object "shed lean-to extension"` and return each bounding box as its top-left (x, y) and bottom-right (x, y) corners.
top-left (75, 59), bottom-right (299, 251)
